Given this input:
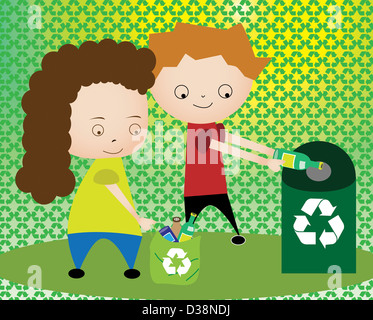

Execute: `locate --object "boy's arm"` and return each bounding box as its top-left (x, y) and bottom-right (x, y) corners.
top-left (225, 132), bottom-right (275, 157)
top-left (105, 184), bottom-right (155, 231)
top-left (210, 132), bottom-right (284, 172)
top-left (210, 138), bottom-right (268, 165)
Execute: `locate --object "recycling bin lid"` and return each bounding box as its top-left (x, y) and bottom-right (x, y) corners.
top-left (282, 141), bottom-right (356, 192)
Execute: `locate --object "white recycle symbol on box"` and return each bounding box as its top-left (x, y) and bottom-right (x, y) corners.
top-left (162, 248), bottom-right (191, 276)
top-left (294, 198), bottom-right (344, 248)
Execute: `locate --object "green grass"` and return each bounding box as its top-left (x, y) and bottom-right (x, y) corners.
top-left (0, 232), bottom-right (372, 299)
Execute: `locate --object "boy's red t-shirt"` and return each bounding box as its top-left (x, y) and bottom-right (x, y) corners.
top-left (184, 122), bottom-right (228, 197)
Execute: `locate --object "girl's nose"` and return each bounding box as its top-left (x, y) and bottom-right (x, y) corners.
top-left (112, 139), bottom-right (117, 143)
top-left (201, 95), bottom-right (205, 98)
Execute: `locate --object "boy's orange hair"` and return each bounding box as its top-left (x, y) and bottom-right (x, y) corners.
top-left (149, 23), bottom-right (271, 80)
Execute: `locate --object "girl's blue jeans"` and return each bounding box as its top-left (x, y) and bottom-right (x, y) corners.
top-left (67, 232), bottom-right (142, 269)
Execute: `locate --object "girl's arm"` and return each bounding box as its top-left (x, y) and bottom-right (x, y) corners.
top-left (105, 184), bottom-right (155, 231)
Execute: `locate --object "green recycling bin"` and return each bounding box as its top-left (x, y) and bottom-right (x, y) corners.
top-left (282, 141), bottom-right (356, 273)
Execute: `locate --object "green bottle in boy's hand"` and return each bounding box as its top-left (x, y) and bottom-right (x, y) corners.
top-left (178, 213), bottom-right (197, 242)
top-left (273, 148), bottom-right (323, 170)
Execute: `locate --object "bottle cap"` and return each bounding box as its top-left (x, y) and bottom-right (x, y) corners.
top-left (173, 217), bottom-right (181, 222)
top-left (191, 212), bottom-right (197, 217)
top-left (318, 162), bottom-right (324, 170)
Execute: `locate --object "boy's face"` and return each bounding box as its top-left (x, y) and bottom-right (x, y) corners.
top-left (151, 54), bottom-right (253, 124)
top-left (69, 82), bottom-right (148, 159)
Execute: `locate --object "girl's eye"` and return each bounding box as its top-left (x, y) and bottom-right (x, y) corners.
top-left (129, 123), bottom-right (141, 136)
top-left (174, 85), bottom-right (189, 99)
top-left (92, 124), bottom-right (104, 136)
top-left (218, 84), bottom-right (233, 99)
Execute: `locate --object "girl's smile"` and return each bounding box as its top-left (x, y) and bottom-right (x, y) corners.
top-left (103, 148), bottom-right (124, 155)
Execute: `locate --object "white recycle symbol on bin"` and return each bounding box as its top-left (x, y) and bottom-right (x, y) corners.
top-left (162, 248), bottom-right (191, 276)
top-left (294, 198), bottom-right (344, 248)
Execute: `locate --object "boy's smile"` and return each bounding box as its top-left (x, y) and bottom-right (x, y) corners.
top-left (151, 54), bottom-right (253, 124)
top-left (193, 102), bottom-right (213, 109)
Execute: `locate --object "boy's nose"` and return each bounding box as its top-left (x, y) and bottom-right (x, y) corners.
top-left (201, 95), bottom-right (205, 98)
top-left (112, 139), bottom-right (117, 143)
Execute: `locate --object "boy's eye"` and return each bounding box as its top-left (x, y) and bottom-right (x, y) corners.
top-left (174, 85), bottom-right (189, 99)
top-left (129, 123), bottom-right (141, 136)
top-left (92, 124), bottom-right (104, 136)
top-left (218, 84), bottom-right (233, 99)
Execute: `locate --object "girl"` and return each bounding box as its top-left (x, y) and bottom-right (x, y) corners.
top-left (16, 39), bottom-right (156, 279)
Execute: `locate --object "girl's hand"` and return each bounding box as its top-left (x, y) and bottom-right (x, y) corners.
top-left (138, 217), bottom-right (156, 231)
top-left (267, 159), bottom-right (285, 172)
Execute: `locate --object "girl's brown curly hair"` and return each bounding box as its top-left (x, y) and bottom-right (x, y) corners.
top-left (16, 39), bottom-right (156, 204)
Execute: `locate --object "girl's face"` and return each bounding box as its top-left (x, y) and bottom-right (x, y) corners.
top-left (69, 82), bottom-right (148, 159)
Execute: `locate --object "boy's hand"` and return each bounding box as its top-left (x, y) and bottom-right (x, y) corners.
top-left (138, 217), bottom-right (156, 231)
top-left (267, 159), bottom-right (285, 172)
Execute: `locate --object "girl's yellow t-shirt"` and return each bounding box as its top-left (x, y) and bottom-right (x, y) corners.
top-left (67, 157), bottom-right (141, 236)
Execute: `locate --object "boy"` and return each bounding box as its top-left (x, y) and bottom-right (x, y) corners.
top-left (149, 23), bottom-right (284, 245)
